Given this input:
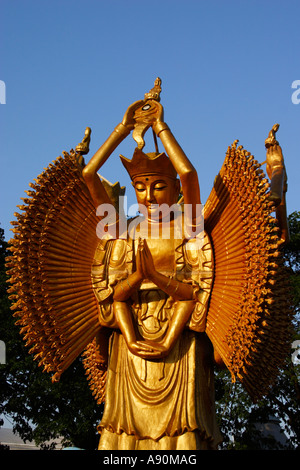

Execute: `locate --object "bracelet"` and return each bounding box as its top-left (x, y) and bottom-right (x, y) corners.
top-left (119, 282), bottom-right (125, 292)
top-left (172, 282), bottom-right (179, 294)
top-left (153, 121), bottom-right (170, 137)
top-left (114, 122), bottom-right (130, 135)
top-left (126, 278), bottom-right (132, 288)
top-left (166, 278), bottom-right (179, 294)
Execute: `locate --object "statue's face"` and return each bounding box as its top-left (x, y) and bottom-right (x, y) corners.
top-left (133, 174), bottom-right (180, 220)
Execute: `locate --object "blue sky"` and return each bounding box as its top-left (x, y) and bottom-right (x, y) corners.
top-left (0, 0), bottom-right (299, 240)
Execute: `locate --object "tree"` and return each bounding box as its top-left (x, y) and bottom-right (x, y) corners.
top-left (0, 226), bottom-right (103, 450)
top-left (282, 211), bottom-right (300, 317)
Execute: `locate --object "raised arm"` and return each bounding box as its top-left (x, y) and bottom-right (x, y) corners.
top-left (82, 100), bottom-right (145, 209)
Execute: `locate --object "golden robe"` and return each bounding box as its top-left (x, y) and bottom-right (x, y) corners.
top-left (93, 216), bottom-right (221, 450)
top-left (98, 329), bottom-right (221, 450)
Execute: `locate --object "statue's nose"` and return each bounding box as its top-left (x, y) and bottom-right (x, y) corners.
top-left (146, 188), bottom-right (155, 203)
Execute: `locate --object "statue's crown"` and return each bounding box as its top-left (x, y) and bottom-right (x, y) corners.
top-left (120, 148), bottom-right (177, 181)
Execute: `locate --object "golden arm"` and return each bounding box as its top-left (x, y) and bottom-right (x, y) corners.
top-left (152, 119), bottom-right (201, 210)
top-left (82, 123), bottom-right (130, 208)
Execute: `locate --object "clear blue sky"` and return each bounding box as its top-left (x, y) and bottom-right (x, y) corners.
top-left (1, 0), bottom-right (299, 240)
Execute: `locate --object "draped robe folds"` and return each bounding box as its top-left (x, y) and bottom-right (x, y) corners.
top-left (93, 214), bottom-right (222, 450)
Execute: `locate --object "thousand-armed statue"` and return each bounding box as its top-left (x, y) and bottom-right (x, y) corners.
top-left (6, 78), bottom-right (292, 450)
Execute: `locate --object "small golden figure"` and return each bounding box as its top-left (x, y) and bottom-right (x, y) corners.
top-left (265, 123), bottom-right (280, 148)
top-left (265, 123), bottom-right (289, 243)
top-left (144, 76), bottom-right (162, 101)
top-left (75, 126), bottom-right (91, 155)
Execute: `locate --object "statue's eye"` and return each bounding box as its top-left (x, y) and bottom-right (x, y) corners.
top-left (135, 185), bottom-right (145, 192)
top-left (154, 184), bottom-right (167, 191)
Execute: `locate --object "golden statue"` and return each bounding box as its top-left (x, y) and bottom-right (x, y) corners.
top-left (6, 78), bottom-right (292, 450)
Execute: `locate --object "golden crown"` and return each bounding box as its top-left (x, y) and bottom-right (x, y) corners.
top-left (120, 148), bottom-right (177, 181)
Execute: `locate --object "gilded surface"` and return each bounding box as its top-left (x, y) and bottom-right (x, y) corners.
top-left (6, 78), bottom-right (292, 450)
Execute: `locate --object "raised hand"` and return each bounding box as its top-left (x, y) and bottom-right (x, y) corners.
top-left (133, 99), bottom-right (164, 127)
top-left (122, 99), bottom-right (146, 131)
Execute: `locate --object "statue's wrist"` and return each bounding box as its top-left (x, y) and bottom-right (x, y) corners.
top-left (152, 121), bottom-right (169, 136)
top-left (115, 122), bottom-right (131, 135)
